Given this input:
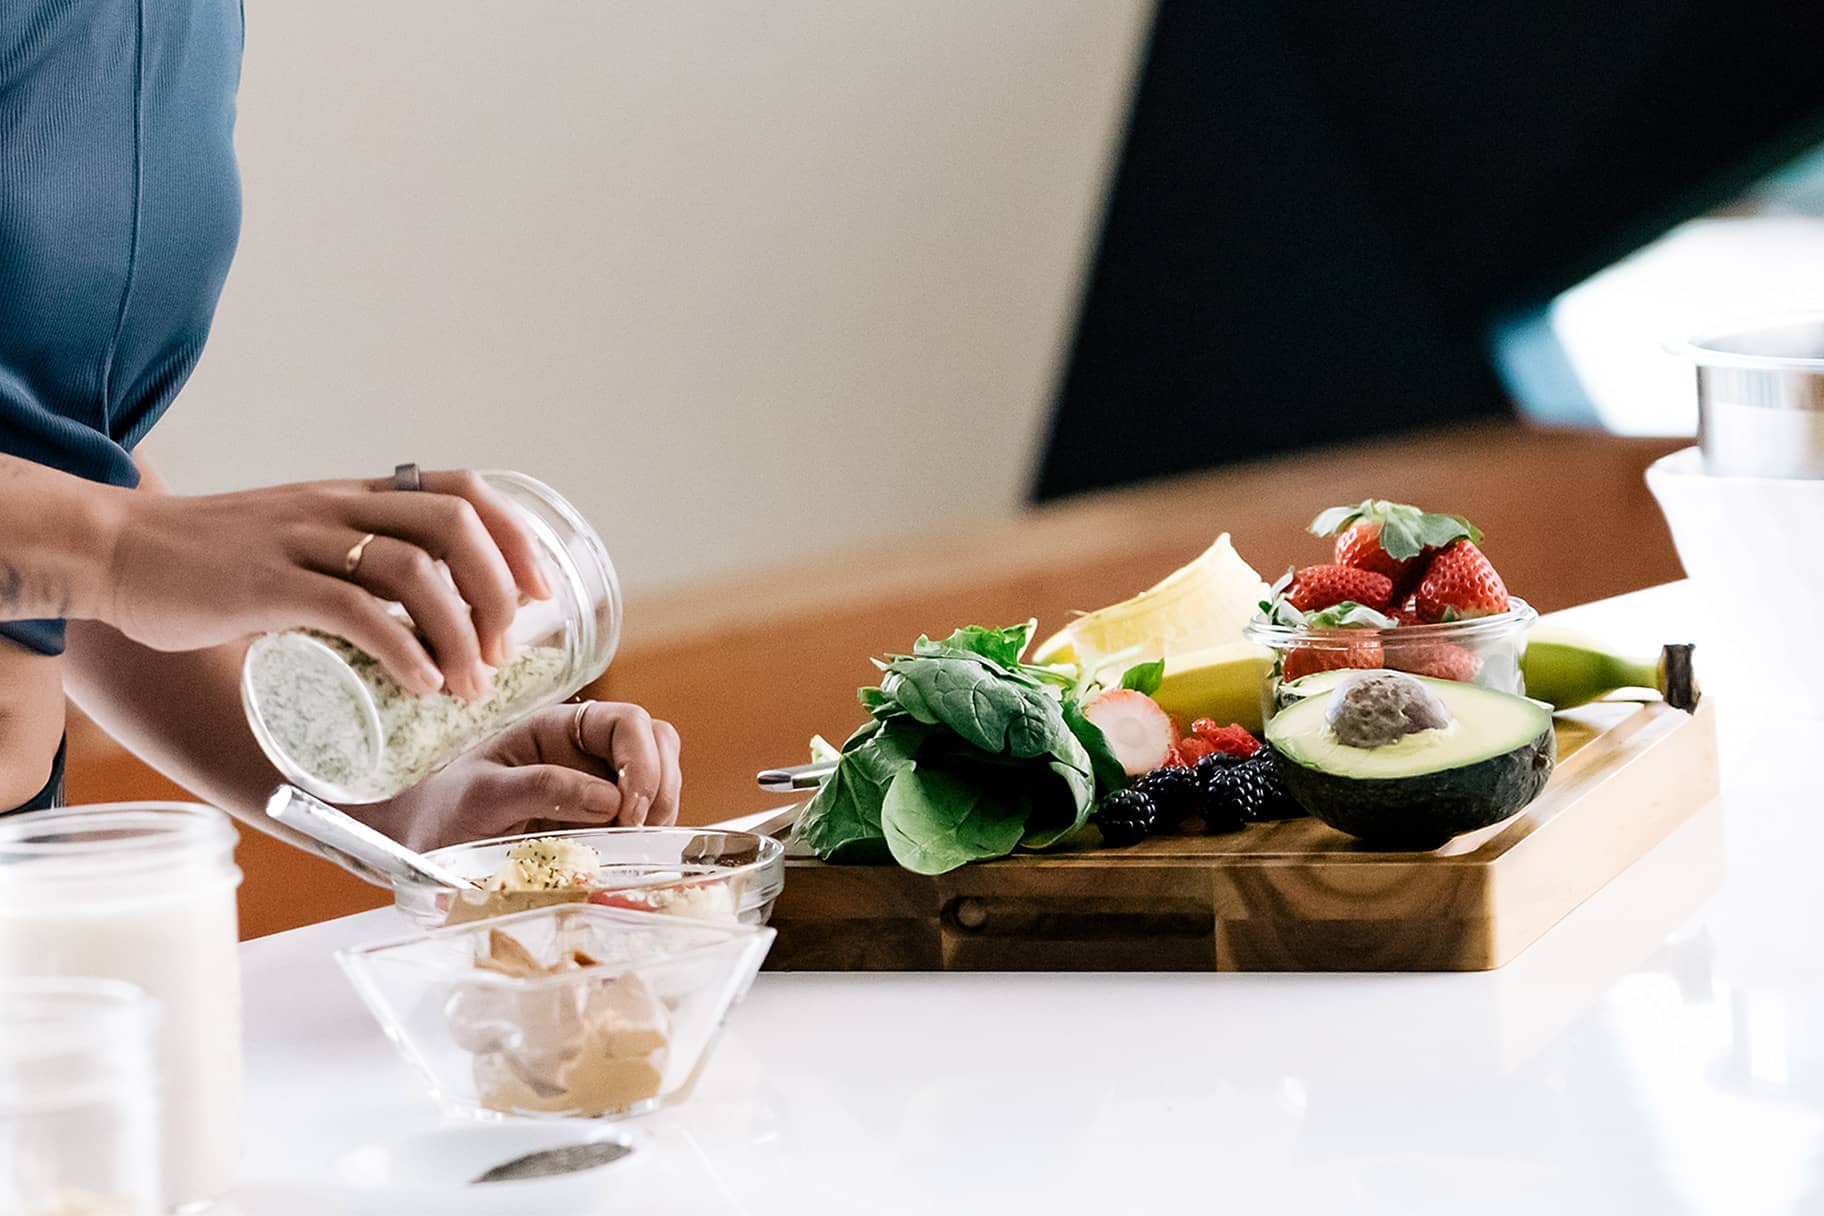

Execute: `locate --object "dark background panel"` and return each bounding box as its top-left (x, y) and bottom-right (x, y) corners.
top-left (1036, 0), bottom-right (1824, 500)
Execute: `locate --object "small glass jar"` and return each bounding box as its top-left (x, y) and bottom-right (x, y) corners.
top-left (0, 804), bottom-right (243, 1211)
top-left (1242, 598), bottom-right (1538, 720)
top-left (0, 978), bottom-right (162, 1216)
top-left (241, 470), bottom-right (623, 803)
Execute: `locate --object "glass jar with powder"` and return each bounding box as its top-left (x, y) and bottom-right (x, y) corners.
top-left (241, 471), bottom-right (622, 804)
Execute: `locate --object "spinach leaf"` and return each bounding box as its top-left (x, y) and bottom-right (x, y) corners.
top-left (882, 654), bottom-right (1061, 759)
top-left (915, 621), bottom-right (1034, 668)
top-left (1119, 659), bottom-right (1165, 695)
top-left (800, 622), bottom-right (1107, 873)
top-left (793, 719), bottom-right (930, 864)
top-left (1019, 757), bottom-right (1097, 849)
top-left (793, 761), bottom-right (885, 863)
top-left (880, 764), bottom-right (1026, 875)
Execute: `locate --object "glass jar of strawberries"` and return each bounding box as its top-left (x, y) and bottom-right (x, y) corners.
top-left (1241, 500), bottom-right (1536, 717)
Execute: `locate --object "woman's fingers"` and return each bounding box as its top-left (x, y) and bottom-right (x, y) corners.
top-left (293, 574), bottom-right (442, 694)
top-left (575, 702), bottom-right (665, 826)
top-left (343, 493), bottom-right (521, 669)
top-left (471, 763), bottom-right (623, 832)
top-left (336, 534), bottom-right (489, 698)
top-left (420, 470), bottom-right (552, 602)
top-left (358, 469), bottom-right (551, 602)
top-left (649, 718), bottom-right (682, 827)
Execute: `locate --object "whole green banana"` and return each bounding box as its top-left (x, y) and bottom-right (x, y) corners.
top-left (1521, 623), bottom-right (1699, 711)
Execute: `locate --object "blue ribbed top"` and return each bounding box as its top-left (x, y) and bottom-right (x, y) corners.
top-left (0, 0), bottom-right (243, 654)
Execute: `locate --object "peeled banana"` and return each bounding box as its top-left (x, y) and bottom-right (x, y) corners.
top-left (1149, 641), bottom-right (1275, 734)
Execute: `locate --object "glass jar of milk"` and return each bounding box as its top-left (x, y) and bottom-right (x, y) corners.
top-left (241, 470), bottom-right (623, 803)
top-left (0, 804), bottom-right (242, 1210)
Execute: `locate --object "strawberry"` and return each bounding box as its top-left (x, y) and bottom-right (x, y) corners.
top-left (1333, 520), bottom-right (1412, 584)
top-left (1284, 564), bottom-right (1393, 613)
top-left (1081, 689), bottom-right (1177, 776)
top-left (1311, 500), bottom-right (1482, 597)
top-left (1386, 596), bottom-right (1426, 627)
top-left (1384, 639), bottom-right (1483, 683)
top-left (1281, 637), bottom-right (1384, 683)
top-left (1413, 540), bottom-right (1509, 622)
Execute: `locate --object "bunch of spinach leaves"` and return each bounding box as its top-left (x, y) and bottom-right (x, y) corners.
top-left (792, 622), bottom-right (1130, 875)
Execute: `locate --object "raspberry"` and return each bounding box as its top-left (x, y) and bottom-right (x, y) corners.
top-left (1201, 723), bottom-right (1262, 758)
top-left (1190, 718), bottom-right (1221, 739)
top-left (1177, 736), bottom-right (1216, 763)
top-left (1093, 787), bottom-right (1158, 846)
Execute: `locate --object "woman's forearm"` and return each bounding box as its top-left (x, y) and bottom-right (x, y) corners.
top-left (0, 454), bottom-right (122, 622)
top-left (62, 617), bottom-right (443, 864)
top-left (59, 621), bottom-right (323, 848)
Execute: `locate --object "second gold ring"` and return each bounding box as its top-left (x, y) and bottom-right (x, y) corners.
top-left (344, 532), bottom-right (378, 577)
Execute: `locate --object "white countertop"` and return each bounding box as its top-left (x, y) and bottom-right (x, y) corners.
top-left (226, 584), bottom-right (1824, 1215)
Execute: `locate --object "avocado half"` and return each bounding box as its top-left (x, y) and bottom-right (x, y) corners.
top-left (1272, 668), bottom-right (1358, 714)
top-left (1265, 675), bottom-right (1555, 849)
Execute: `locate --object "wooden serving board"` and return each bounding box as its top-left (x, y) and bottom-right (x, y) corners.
top-left (761, 698), bottom-right (1719, 972)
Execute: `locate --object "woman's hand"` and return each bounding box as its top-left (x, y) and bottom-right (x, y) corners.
top-left (371, 701), bottom-right (683, 851)
top-left (99, 470), bottom-right (549, 698)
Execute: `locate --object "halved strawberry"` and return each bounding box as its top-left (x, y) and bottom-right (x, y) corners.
top-left (1081, 689), bottom-right (1177, 776)
top-left (1413, 540), bottom-right (1509, 622)
top-left (1284, 564), bottom-right (1394, 613)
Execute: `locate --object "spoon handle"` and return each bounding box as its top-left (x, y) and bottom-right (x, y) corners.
top-left (265, 785), bottom-right (476, 890)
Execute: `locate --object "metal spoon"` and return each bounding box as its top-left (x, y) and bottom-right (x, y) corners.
top-left (264, 784), bottom-right (476, 890)
top-left (755, 760), bottom-right (837, 792)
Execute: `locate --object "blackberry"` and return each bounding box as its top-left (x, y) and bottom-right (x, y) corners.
top-left (1240, 746), bottom-right (1306, 822)
top-left (1132, 766), bottom-right (1204, 835)
top-left (1093, 787), bottom-right (1158, 847)
top-left (1192, 755), bottom-right (1253, 833)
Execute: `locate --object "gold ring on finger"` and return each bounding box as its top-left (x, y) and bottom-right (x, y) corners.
top-left (570, 701), bottom-right (590, 754)
top-left (344, 532), bottom-right (378, 577)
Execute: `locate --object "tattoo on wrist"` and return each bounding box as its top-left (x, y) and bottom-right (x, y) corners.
top-left (0, 561), bottom-right (70, 619)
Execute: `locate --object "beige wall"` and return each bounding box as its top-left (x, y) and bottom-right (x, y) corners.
top-left (155, 1), bottom-right (1150, 594)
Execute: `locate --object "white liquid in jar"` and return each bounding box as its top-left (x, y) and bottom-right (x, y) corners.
top-left (0, 808), bottom-right (243, 1210)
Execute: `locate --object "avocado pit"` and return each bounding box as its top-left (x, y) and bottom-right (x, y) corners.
top-left (1324, 670), bottom-right (1453, 749)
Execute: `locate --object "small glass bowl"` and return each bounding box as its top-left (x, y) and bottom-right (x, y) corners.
top-left (338, 903), bottom-right (775, 1122)
top-left (392, 827), bottom-right (785, 931)
top-left (1242, 598), bottom-right (1537, 720)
